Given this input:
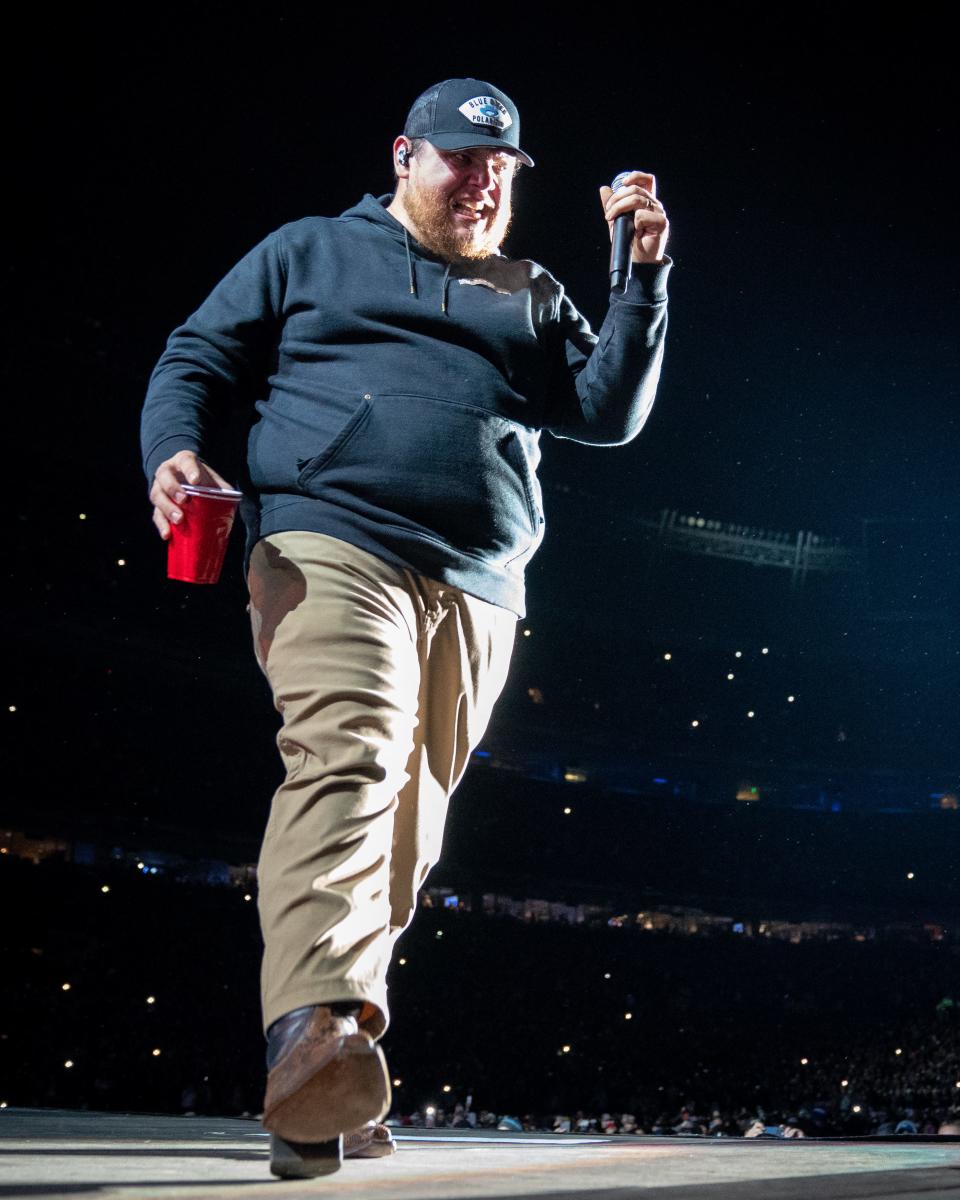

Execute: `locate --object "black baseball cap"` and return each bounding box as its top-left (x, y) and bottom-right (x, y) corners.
top-left (403, 78), bottom-right (534, 167)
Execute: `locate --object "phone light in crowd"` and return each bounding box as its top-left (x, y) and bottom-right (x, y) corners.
top-left (563, 806), bottom-right (572, 815)
top-left (79, 513), bottom-right (87, 520)
top-left (907, 872), bottom-right (915, 880)
top-left (727, 673), bottom-right (735, 681)
top-left (243, 894), bottom-right (252, 902)
top-left (100, 885), bottom-right (110, 894)
top-left (64, 1061), bottom-right (74, 1069)
top-left (852, 1105), bottom-right (862, 1113)
top-left (561, 1044), bottom-right (571, 1054)
top-left (841, 1079), bottom-right (849, 1087)
top-left (761, 647), bottom-right (769, 654)
top-left (895, 1048), bottom-right (902, 1055)
top-left (435, 931), bottom-right (443, 939)
top-left (604, 972), bottom-right (611, 979)
top-left (442, 1085), bottom-right (452, 1094)
top-left (663, 652), bottom-right (672, 661)
top-left (735, 651), bottom-right (742, 658)
top-left (800, 1058), bottom-right (809, 1065)
top-left (523, 629), bottom-right (531, 637)
top-left (691, 719), bottom-right (700, 728)
top-left (787, 695), bottom-right (796, 703)
top-left (393, 1078), bottom-right (402, 1087)
top-left (7, 706), bottom-right (15, 714)
top-left (624, 1012), bottom-right (633, 1020)
top-left (61, 983), bottom-right (71, 992)
top-left (152, 1049), bottom-right (161, 1057)
top-left (0, 1103), bottom-right (6, 1109)
top-left (117, 559), bottom-right (126, 567)
top-left (137, 862), bottom-right (145, 870)
top-left (146, 996), bottom-right (156, 1005)
top-left (747, 711), bottom-right (755, 718)
top-left (426, 1106), bottom-right (436, 1116)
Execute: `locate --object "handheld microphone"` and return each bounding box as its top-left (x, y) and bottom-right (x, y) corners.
top-left (609, 171), bottom-right (635, 293)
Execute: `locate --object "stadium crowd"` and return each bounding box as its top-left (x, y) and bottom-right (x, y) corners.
top-left (4, 853), bottom-right (960, 1139)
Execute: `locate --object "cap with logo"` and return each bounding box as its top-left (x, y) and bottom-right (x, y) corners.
top-left (402, 78), bottom-right (534, 167)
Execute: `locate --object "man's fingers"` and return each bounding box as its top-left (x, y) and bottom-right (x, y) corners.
top-left (603, 185), bottom-right (662, 222)
top-left (613, 170), bottom-right (656, 197)
top-left (152, 506), bottom-right (172, 541)
top-left (147, 450), bottom-right (235, 540)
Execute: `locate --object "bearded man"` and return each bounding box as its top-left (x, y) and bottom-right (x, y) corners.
top-left (141, 77), bottom-right (670, 1178)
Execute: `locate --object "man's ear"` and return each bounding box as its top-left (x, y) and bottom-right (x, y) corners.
top-left (393, 136), bottom-right (412, 178)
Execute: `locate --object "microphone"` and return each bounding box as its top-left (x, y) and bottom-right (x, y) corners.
top-left (609, 171), bottom-right (635, 293)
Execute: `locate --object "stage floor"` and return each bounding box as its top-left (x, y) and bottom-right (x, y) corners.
top-left (1, 1108), bottom-right (959, 1199)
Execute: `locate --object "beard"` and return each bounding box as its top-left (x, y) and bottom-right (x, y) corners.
top-left (402, 178), bottom-right (513, 263)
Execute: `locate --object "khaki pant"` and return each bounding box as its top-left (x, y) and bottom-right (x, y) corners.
top-left (247, 531), bottom-right (516, 1038)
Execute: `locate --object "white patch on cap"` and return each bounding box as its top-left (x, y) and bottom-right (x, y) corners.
top-left (458, 96), bottom-right (512, 131)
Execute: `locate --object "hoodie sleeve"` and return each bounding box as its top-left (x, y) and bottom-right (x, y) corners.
top-left (543, 258), bottom-right (671, 446)
top-left (140, 230), bottom-right (287, 483)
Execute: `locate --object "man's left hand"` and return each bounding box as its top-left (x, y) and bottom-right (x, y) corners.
top-left (599, 171), bottom-right (669, 264)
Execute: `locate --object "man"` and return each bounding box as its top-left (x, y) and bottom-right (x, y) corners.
top-left (141, 78), bottom-right (670, 1178)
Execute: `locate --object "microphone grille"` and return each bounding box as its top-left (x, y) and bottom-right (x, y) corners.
top-left (611, 171), bottom-right (635, 191)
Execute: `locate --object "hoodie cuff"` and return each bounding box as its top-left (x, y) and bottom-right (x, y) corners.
top-left (143, 435), bottom-right (203, 485)
top-left (611, 255), bottom-right (672, 305)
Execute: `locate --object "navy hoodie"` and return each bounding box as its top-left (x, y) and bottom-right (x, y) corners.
top-left (141, 194), bottom-right (670, 616)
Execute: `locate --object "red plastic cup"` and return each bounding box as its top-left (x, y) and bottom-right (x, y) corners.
top-left (166, 485), bottom-right (242, 584)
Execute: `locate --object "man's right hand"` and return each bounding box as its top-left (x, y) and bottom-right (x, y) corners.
top-left (149, 450), bottom-right (234, 540)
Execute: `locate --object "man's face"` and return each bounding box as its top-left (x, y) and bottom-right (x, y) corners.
top-left (400, 141), bottom-right (517, 262)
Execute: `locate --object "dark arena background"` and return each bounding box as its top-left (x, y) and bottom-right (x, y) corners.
top-left (4, 6), bottom-right (959, 1197)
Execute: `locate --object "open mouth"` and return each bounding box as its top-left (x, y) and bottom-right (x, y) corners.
top-left (451, 199), bottom-right (490, 223)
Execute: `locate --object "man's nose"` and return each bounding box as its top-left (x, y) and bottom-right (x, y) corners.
top-left (467, 160), bottom-right (493, 189)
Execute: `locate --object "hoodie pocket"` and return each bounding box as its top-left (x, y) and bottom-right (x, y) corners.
top-left (295, 392), bottom-right (542, 566)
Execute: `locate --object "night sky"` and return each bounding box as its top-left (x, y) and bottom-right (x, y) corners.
top-left (7, 8), bottom-right (958, 843)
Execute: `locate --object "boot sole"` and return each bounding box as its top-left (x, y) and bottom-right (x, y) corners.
top-left (270, 1132), bottom-right (342, 1178)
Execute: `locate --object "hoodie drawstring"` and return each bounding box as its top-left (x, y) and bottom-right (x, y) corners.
top-left (404, 226), bottom-right (452, 314)
top-left (403, 228), bottom-right (418, 299)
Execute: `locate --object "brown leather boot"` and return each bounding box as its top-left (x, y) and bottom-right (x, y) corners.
top-left (344, 1120), bottom-right (397, 1158)
top-left (262, 1005), bottom-right (391, 1145)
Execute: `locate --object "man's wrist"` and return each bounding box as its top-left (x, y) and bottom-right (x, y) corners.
top-left (611, 256), bottom-right (672, 305)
